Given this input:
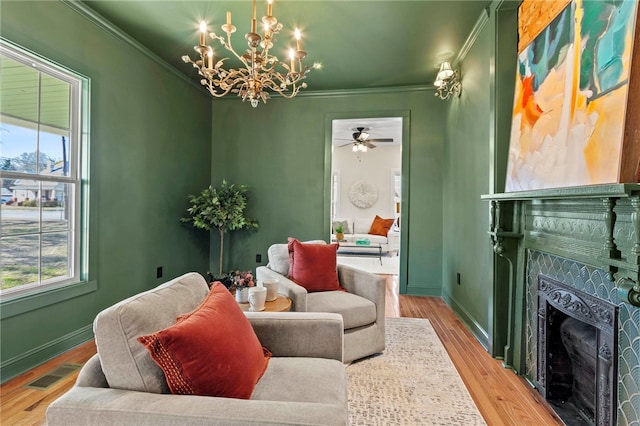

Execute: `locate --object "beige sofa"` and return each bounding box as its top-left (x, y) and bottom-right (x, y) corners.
top-left (331, 217), bottom-right (400, 252)
top-left (257, 243), bottom-right (385, 363)
top-left (46, 272), bottom-right (348, 425)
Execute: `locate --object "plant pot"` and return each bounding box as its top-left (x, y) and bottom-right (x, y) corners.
top-left (336, 232), bottom-right (344, 241)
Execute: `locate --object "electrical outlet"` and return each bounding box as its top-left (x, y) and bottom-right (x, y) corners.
top-left (456, 272), bottom-right (461, 285)
top-left (256, 254), bottom-right (262, 263)
top-left (157, 266), bottom-right (163, 278)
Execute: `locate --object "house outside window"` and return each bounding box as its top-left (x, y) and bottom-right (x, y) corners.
top-left (0, 40), bottom-right (88, 299)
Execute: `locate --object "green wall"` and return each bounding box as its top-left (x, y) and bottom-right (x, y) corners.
top-left (443, 20), bottom-right (493, 345)
top-left (211, 89), bottom-right (446, 295)
top-left (0, 1), bottom-right (212, 382)
top-left (442, 2), bottom-right (518, 351)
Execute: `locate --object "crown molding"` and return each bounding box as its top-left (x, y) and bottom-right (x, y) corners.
top-left (62, 0), bottom-right (206, 95)
top-left (455, 7), bottom-right (491, 65)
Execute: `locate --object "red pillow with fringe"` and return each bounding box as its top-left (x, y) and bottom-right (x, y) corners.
top-left (138, 282), bottom-right (270, 398)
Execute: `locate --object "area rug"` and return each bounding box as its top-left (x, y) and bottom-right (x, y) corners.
top-left (337, 254), bottom-right (399, 275)
top-left (347, 318), bottom-right (486, 425)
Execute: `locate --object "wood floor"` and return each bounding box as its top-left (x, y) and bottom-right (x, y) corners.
top-left (1, 275), bottom-right (563, 425)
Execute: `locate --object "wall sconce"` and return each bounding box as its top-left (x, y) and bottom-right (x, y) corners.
top-left (434, 61), bottom-right (461, 100)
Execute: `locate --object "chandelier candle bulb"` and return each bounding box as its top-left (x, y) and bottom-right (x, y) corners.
top-left (289, 48), bottom-right (295, 72)
top-left (226, 11), bottom-right (231, 26)
top-left (199, 21), bottom-right (206, 45)
top-left (268, 0), bottom-right (273, 17)
top-left (295, 28), bottom-right (301, 51)
top-left (252, 0), bottom-right (257, 32)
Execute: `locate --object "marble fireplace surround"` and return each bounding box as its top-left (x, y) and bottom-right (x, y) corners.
top-left (482, 184), bottom-right (640, 425)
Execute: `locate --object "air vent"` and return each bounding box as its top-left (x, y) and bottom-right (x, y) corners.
top-left (23, 363), bottom-right (82, 390)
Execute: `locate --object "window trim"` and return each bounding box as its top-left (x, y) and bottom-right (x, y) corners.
top-left (0, 38), bottom-right (91, 303)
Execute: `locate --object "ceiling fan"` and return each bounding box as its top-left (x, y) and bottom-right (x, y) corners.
top-left (335, 127), bottom-right (394, 151)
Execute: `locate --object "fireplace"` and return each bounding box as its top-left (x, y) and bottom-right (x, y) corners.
top-left (536, 276), bottom-right (618, 425)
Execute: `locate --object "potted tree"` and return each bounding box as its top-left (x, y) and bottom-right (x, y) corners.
top-left (181, 180), bottom-right (259, 279)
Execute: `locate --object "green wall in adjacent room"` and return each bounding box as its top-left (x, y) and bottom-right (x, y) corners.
top-left (0, 1), bottom-right (212, 382)
top-left (210, 89), bottom-right (446, 295)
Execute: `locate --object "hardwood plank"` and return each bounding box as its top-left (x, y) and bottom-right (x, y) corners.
top-left (1, 277), bottom-right (562, 425)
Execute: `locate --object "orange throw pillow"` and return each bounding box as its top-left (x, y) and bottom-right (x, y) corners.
top-left (288, 238), bottom-right (342, 292)
top-left (369, 215), bottom-right (395, 236)
top-left (138, 283), bottom-right (270, 399)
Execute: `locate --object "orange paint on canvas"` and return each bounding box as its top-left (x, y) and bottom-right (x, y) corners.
top-left (582, 89), bottom-right (627, 183)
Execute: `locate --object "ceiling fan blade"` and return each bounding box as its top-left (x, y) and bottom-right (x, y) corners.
top-left (368, 138), bottom-right (393, 143)
top-left (334, 141), bottom-right (353, 147)
top-left (364, 141), bottom-right (376, 149)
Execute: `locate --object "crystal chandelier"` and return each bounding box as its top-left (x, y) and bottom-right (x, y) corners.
top-left (433, 61), bottom-right (461, 100)
top-left (182, 0), bottom-right (320, 107)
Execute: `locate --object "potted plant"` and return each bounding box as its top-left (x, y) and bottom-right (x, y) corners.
top-left (181, 180), bottom-right (259, 277)
top-left (335, 223), bottom-right (345, 241)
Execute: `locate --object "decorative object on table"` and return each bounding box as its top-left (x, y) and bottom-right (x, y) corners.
top-left (348, 180), bottom-right (378, 208)
top-left (505, 0), bottom-right (639, 191)
top-left (181, 180), bottom-right (259, 275)
top-left (228, 270), bottom-right (255, 303)
top-left (262, 278), bottom-right (279, 301)
top-left (181, 0), bottom-right (321, 107)
top-left (355, 238), bottom-right (371, 246)
top-left (334, 223), bottom-right (345, 241)
top-left (248, 286), bottom-right (267, 311)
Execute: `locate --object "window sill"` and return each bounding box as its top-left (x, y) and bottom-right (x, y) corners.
top-left (0, 280), bottom-right (97, 320)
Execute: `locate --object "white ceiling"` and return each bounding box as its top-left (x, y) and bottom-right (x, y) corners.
top-left (331, 117), bottom-right (402, 148)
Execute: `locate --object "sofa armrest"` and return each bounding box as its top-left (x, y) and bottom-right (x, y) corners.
top-left (337, 264), bottom-right (385, 323)
top-left (256, 266), bottom-right (307, 311)
top-left (46, 386), bottom-right (347, 426)
top-left (246, 312), bottom-right (343, 361)
top-left (75, 354), bottom-right (108, 388)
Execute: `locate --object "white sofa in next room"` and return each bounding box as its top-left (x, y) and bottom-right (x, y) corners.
top-left (331, 216), bottom-right (400, 253)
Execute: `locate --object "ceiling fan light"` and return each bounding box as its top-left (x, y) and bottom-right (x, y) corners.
top-left (352, 145), bottom-right (358, 152)
top-left (361, 145), bottom-right (367, 152)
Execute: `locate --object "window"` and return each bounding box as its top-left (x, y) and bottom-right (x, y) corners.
top-left (0, 41), bottom-right (87, 299)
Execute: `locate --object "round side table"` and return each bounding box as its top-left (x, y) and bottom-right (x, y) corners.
top-left (239, 294), bottom-right (292, 312)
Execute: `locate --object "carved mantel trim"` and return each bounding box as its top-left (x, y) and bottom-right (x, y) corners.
top-left (482, 184), bottom-right (640, 307)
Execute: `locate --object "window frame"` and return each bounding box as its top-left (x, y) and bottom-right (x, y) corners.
top-left (0, 39), bottom-right (89, 303)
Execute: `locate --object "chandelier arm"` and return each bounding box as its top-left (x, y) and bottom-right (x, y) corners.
top-left (211, 33), bottom-right (251, 69)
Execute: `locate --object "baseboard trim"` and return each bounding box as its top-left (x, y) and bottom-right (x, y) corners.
top-left (405, 286), bottom-right (442, 296)
top-left (0, 324), bottom-right (93, 384)
top-left (442, 293), bottom-right (490, 351)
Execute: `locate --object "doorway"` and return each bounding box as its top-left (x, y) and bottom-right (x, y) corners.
top-left (324, 111), bottom-right (410, 294)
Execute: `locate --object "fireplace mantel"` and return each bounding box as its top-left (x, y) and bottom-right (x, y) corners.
top-left (482, 183), bottom-right (640, 201)
top-left (482, 184), bottom-right (640, 307)
top-left (480, 184), bottom-right (640, 424)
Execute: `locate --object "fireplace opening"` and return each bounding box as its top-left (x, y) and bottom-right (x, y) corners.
top-left (546, 306), bottom-right (597, 425)
top-left (536, 276), bottom-right (618, 426)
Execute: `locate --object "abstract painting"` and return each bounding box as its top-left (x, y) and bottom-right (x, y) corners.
top-left (505, 0), bottom-right (638, 191)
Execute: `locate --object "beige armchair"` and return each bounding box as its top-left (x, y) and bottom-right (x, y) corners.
top-left (46, 273), bottom-right (348, 426)
top-left (256, 242), bottom-right (385, 363)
